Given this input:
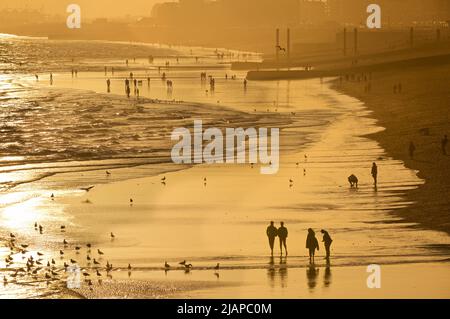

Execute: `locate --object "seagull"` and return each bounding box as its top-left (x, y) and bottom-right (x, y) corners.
top-left (83, 272), bottom-right (90, 277)
top-left (179, 260), bottom-right (186, 266)
top-left (45, 273), bottom-right (51, 280)
top-left (128, 264), bottom-right (132, 270)
top-left (214, 263), bottom-right (220, 270)
top-left (51, 259), bottom-right (55, 265)
top-left (96, 270), bottom-right (102, 277)
top-left (289, 179), bottom-right (294, 184)
top-left (51, 270), bottom-right (58, 276)
top-left (98, 249), bottom-right (104, 255)
top-left (75, 246), bottom-right (81, 251)
top-left (87, 255), bottom-right (91, 261)
top-left (21, 244), bottom-right (29, 249)
top-left (10, 233), bottom-right (15, 239)
top-left (106, 171), bottom-right (111, 176)
top-left (130, 198), bottom-right (134, 204)
top-left (47, 261), bottom-right (51, 267)
top-left (86, 243), bottom-right (92, 249)
top-left (161, 176), bottom-right (166, 182)
top-left (51, 194), bottom-right (55, 199)
top-left (110, 232), bottom-right (115, 239)
top-left (80, 186), bottom-right (95, 192)
top-left (63, 239), bottom-right (68, 245)
top-left (60, 225), bottom-right (66, 231)
top-left (70, 259), bottom-right (77, 264)
top-left (165, 261), bottom-right (170, 268)
top-left (93, 259), bottom-right (100, 265)
top-left (276, 45), bottom-right (286, 52)
top-left (37, 252), bottom-right (44, 256)
top-left (184, 264), bottom-right (193, 270)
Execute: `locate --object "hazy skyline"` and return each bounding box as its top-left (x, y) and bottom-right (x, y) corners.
top-left (0, 0), bottom-right (168, 18)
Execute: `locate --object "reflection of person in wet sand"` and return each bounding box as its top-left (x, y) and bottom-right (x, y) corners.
top-left (321, 229), bottom-right (333, 260)
top-left (278, 222), bottom-right (288, 256)
top-left (348, 174), bottom-right (358, 188)
top-left (306, 264), bottom-right (319, 290)
top-left (266, 221), bottom-right (278, 256)
top-left (306, 228), bottom-right (319, 263)
top-left (323, 264), bottom-right (331, 288)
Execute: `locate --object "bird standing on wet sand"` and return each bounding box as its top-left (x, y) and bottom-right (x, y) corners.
top-left (110, 232), bottom-right (115, 239)
top-left (63, 239), bottom-right (68, 245)
top-left (128, 264), bottom-right (132, 271)
top-left (179, 260), bottom-right (186, 266)
top-left (214, 263), bottom-right (220, 270)
top-left (98, 249), bottom-right (104, 255)
top-left (93, 259), bottom-right (100, 265)
top-left (165, 261), bottom-right (170, 269)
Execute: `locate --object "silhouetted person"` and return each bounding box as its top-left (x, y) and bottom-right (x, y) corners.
top-left (278, 222), bottom-right (288, 256)
top-left (442, 135), bottom-right (448, 155)
top-left (348, 174), bottom-right (358, 188)
top-left (306, 228), bottom-right (319, 263)
top-left (106, 79), bottom-right (111, 93)
top-left (371, 162), bottom-right (378, 186)
top-left (409, 141), bottom-right (416, 159)
top-left (266, 221), bottom-right (278, 256)
top-left (321, 229), bottom-right (333, 260)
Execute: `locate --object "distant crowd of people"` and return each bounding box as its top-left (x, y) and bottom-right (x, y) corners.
top-left (266, 221), bottom-right (333, 263)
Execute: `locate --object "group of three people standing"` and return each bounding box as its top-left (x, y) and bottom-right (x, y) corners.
top-left (266, 222), bottom-right (333, 263)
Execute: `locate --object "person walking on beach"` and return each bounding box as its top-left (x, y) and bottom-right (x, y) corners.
top-left (106, 79), bottom-right (111, 93)
top-left (321, 229), bottom-right (333, 261)
top-left (442, 135), bottom-right (448, 155)
top-left (306, 228), bottom-right (319, 263)
top-left (409, 141), bottom-right (416, 159)
top-left (371, 162), bottom-right (378, 186)
top-left (266, 221), bottom-right (278, 256)
top-left (278, 222), bottom-right (288, 256)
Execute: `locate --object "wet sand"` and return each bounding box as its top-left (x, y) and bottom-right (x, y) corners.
top-left (2, 79), bottom-right (447, 298)
top-left (1, 38), bottom-right (450, 298)
top-left (333, 63), bottom-right (450, 234)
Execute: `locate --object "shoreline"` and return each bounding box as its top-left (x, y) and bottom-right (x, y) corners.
top-left (332, 62), bottom-right (450, 235)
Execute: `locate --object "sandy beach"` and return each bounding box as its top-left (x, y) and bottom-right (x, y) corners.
top-left (333, 61), bottom-right (450, 235)
top-left (1, 36), bottom-right (450, 299)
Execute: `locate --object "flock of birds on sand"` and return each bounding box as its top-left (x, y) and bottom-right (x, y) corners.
top-left (2, 222), bottom-right (223, 291)
top-left (3, 155), bottom-right (312, 290)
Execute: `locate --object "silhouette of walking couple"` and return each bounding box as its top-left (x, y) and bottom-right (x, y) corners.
top-left (267, 222), bottom-right (333, 262)
top-left (266, 221), bottom-right (288, 256)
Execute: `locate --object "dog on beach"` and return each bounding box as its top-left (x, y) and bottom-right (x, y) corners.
top-left (348, 174), bottom-right (358, 188)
